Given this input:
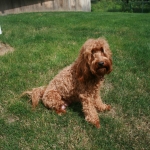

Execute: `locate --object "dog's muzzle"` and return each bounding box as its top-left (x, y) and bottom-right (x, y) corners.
top-left (98, 61), bottom-right (104, 67)
top-left (96, 60), bottom-right (111, 75)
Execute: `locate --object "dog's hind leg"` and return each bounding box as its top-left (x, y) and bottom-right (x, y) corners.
top-left (42, 90), bottom-right (67, 115)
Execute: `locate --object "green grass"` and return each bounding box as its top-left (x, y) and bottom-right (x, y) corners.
top-left (0, 12), bottom-right (150, 150)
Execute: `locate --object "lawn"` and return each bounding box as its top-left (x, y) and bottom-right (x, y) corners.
top-left (0, 12), bottom-right (150, 150)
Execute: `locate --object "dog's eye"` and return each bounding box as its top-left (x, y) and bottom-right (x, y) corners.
top-left (92, 49), bottom-right (99, 54)
top-left (92, 50), bottom-right (96, 54)
top-left (101, 48), bottom-right (104, 53)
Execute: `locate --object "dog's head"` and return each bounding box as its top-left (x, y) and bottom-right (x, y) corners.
top-left (75, 38), bottom-right (112, 82)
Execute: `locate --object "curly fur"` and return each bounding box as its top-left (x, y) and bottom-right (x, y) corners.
top-left (22, 38), bottom-right (112, 128)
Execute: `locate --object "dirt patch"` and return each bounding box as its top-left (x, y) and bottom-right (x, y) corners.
top-left (0, 105), bottom-right (5, 115)
top-left (7, 115), bottom-right (19, 124)
top-left (0, 42), bottom-right (14, 56)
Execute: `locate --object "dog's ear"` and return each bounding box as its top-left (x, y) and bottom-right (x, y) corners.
top-left (104, 47), bottom-right (113, 74)
top-left (100, 39), bottom-right (113, 74)
top-left (107, 59), bottom-right (113, 74)
top-left (75, 46), bottom-right (92, 82)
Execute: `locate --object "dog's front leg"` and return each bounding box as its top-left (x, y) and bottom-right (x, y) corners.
top-left (80, 94), bottom-right (100, 128)
top-left (94, 93), bottom-right (111, 112)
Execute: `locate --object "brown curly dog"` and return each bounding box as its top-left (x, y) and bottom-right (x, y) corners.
top-left (23, 38), bottom-right (113, 128)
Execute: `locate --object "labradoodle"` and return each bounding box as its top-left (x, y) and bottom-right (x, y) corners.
top-left (23, 38), bottom-right (113, 128)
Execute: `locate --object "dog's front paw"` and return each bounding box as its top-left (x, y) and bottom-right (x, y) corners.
top-left (96, 104), bottom-right (111, 112)
top-left (105, 104), bottom-right (111, 111)
top-left (95, 120), bottom-right (100, 128)
top-left (85, 117), bottom-right (100, 129)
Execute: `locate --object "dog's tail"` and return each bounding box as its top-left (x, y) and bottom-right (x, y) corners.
top-left (21, 86), bottom-right (46, 108)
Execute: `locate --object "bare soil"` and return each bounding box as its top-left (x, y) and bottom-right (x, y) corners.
top-left (0, 42), bottom-right (14, 56)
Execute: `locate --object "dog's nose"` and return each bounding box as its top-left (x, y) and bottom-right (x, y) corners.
top-left (98, 61), bottom-right (104, 66)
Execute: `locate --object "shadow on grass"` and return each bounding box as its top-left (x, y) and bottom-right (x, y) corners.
top-left (69, 102), bottom-right (84, 118)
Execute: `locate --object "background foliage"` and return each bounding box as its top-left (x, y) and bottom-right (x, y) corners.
top-left (92, 0), bottom-right (150, 12)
